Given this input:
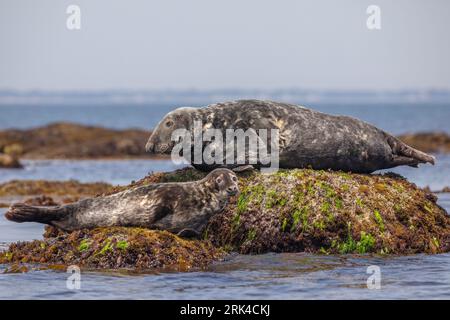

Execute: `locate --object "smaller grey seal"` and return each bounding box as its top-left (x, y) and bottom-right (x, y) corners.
top-left (5, 168), bottom-right (239, 237)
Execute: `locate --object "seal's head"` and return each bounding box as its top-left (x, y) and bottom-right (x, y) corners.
top-left (203, 168), bottom-right (239, 197)
top-left (146, 107), bottom-right (195, 154)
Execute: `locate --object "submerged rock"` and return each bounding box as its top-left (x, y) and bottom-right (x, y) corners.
top-left (1, 167), bottom-right (449, 272)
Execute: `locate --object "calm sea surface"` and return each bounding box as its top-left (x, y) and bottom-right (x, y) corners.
top-left (0, 102), bottom-right (449, 299)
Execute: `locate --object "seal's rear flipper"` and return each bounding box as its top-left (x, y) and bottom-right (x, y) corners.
top-left (387, 136), bottom-right (436, 166)
top-left (5, 203), bottom-right (65, 224)
top-left (399, 143), bottom-right (435, 165)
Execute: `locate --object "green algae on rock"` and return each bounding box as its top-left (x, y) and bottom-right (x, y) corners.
top-left (0, 226), bottom-right (225, 271)
top-left (205, 169), bottom-right (450, 254)
top-left (112, 167), bottom-right (450, 255)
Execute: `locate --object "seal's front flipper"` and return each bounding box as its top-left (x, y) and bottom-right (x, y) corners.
top-left (232, 165), bottom-right (255, 173)
top-left (177, 228), bottom-right (201, 238)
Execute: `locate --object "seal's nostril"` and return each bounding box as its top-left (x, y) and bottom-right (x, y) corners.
top-left (227, 186), bottom-right (237, 194)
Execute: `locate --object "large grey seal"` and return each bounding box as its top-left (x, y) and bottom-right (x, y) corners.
top-left (5, 168), bottom-right (239, 237)
top-left (145, 99), bottom-right (435, 173)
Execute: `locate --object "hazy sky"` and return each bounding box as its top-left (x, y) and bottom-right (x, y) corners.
top-left (1, 0), bottom-right (449, 91)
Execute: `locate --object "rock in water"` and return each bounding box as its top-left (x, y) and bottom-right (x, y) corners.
top-left (2, 168), bottom-right (449, 272)
top-left (205, 169), bottom-right (450, 254)
top-left (126, 167), bottom-right (450, 255)
top-left (0, 227), bottom-right (225, 271)
top-left (0, 153), bottom-right (22, 169)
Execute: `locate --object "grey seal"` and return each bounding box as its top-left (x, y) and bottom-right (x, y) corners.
top-left (5, 168), bottom-right (239, 237)
top-left (145, 99), bottom-right (435, 173)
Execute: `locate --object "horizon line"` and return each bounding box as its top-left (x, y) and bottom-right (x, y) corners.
top-left (1, 87), bottom-right (450, 94)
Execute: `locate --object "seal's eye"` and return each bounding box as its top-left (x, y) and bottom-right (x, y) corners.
top-left (165, 120), bottom-right (173, 128)
top-left (232, 176), bottom-right (237, 182)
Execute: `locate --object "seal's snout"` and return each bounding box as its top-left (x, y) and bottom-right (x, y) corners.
top-left (227, 186), bottom-right (238, 196)
top-left (145, 141), bottom-right (155, 153)
top-left (430, 155), bottom-right (436, 165)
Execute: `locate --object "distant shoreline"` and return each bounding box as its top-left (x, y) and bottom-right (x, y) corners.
top-left (0, 122), bottom-right (157, 161)
top-left (2, 89), bottom-right (450, 106)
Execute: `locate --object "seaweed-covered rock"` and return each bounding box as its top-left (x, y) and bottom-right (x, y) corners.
top-left (118, 167), bottom-right (450, 255)
top-left (0, 226), bottom-right (224, 271)
top-left (206, 169), bottom-right (450, 254)
top-left (2, 167), bottom-right (449, 272)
